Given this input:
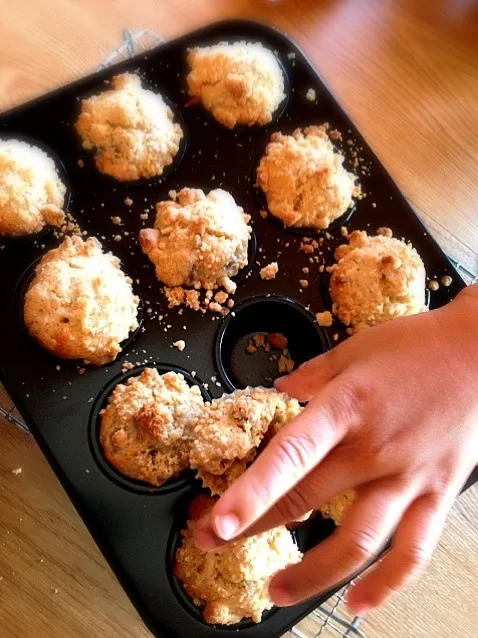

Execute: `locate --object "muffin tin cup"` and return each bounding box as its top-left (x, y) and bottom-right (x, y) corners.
top-left (88, 363), bottom-right (212, 495)
top-left (215, 295), bottom-right (330, 392)
top-left (0, 134), bottom-right (72, 243)
top-left (166, 490), bottom-right (287, 631)
top-left (251, 142), bottom-right (357, 236)
top-left (0, 18), bottom-right (473, 638)
top-left (13, 256), bottom-right (145, 369)
top-left (73, 82), bottom-right (188, 188)
top-left (182, 50), bottom-right (291, 135)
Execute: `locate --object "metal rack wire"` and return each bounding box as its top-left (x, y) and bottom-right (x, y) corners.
top-left (2, 27), bottom-right (478, 638)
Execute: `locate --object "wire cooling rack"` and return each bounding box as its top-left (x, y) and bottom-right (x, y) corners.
top-left (1, 27), bottom-right (478, 638)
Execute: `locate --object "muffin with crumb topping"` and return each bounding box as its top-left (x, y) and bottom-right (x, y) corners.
top-left (186, 41), bottom-right (285, 128)
top-left (76, 73), bottom-right (183, 181)
top-left (0, 138), bottom-right (66, 237)
top-left (100, 368), bottom-right (205, 486)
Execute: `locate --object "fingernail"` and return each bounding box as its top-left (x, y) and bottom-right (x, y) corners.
top-left (214, 514), bottom-right (240, 540)
top-left (269, 577), bottom-right (294, 607)
top-left (274, 379), bottom-right (287, 392)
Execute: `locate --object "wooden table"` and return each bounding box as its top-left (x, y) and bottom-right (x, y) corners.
top-left (0, 1), bottom-right (477, 637)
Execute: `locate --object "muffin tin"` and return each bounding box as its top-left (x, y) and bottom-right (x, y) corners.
top-left (0, 19), bottom-right (476, 638)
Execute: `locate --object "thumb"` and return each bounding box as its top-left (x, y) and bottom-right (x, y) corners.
top-left (275, 349), bottom-right (340, 401)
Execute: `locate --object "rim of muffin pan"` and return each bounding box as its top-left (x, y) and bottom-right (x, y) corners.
top-left (180, 42), bottom-right (290, 134)
top-left (0, 134), bottom-right (73, 244)
top-left (13, 255), bottom-right (145, 369)
top-left (137, 184), bottom-right (258, 289)
top-left (73, 81), bottom-right (188, 188)
top-left (250, 140), bottom-right (358, 237)
top-left (88, 363), bottom-right (212, 495)
top-left (166, 490), bottom-right (294, 630)
top-left (214, 294), bottom-right (330, 392)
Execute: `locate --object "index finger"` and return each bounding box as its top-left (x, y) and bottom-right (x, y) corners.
top-left (207, 376), bottom-right (361, 542)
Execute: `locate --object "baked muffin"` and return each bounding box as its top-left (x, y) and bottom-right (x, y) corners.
top-left (189, 387), bottom-right (302, 495)
top-left (329, 230), bottom-right (427, 333)
top-left (0, 139), bottom-right (66, 237)
top-left (256, 126), bottom-right (359, 229)
top-left (24, 236), bottom-right (139, 365)
top-left (139, 188), bottom-right (252, 289)
top-left (186, 41), bottom-right (285, 128)
top-left (75, 73), bottom-right (183, 181)
top-left (100, 368), bottom-right (204, 486)
top-left (174, 493), bottom-right (302, 625)
top-left (320, 489), bottom-right (357, 526)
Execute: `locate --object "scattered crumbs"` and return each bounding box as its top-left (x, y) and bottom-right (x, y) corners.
top-left (55, 365), bottom-right (61, 371)
top-left (340, 226), bottom-right (348, 237)
top-left (140, 212), bottom-right (149, 220)
top-left (11, 468), bottom-right (22, 475)
top-left (287, 52), bottom-right (296, 60)
top-left (124, 197), bottom-right (133, 206)
top-left (268, 333), bottom-right (288, 350)
top-left (299, 279), bottom-right (309, 288)
top-left (173, 340), bottom-right (186, 351)
top-left (112, 216), bottom-right (122, 225)
top-left (214, 291), bottom-right (228, 304)
top-left (209, 301), bottom-right (222, 313)
top-left (429, 280), bottom-right (439, 292)
top-left (259, 209), bottom-right (268, 219)
top-left (306, 88), bottom-right (316, 102)
top-left (278, 352), bottom-right (295, 374)
top-left (333, 333), bottom-right (339, 342)
top-left (113, 235), bottom-right (122, 242)
top-left (191, 371), bottom-right (197, 378)
top-left (319, 264), bottom-right (325, 273)
top-left (316, 311), bottom-right (334, 327)
top-left (441, 275), bottom-right (453, 287)
top-left (376, 226), bottom-right (393, 238)
top-left (260, 262), bottom-right (279, 280)
top-left (329, 129), bottom-right (342, 141)
top-left (77, 159), bottom-right (84, 168)
top-left (372, 202), bottom-right (377, 208)
top-left (204, 383), bottom-right (209, 390)
top-left (302, 267), bottom-right (310, 275)
top-left (299, 243), bottom-right (314, 254)
top-left (53, 588), bottom-right (59, 594)
top-left (122, 362), bottom-right (134, 372)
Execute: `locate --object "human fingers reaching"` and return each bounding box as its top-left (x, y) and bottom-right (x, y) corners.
top-left (195, 285), bottom-right (478, 613)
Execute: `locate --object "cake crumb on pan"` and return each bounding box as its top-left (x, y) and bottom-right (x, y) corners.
top-left (260, 261), bottom-right (278, 280)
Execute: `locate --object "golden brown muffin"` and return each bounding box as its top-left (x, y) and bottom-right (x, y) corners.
top-left (189, 387), bottom-right (302, 495)
top-left (75, 73), bottom-right (183, 181)
top-left (139, 188), bottom-right (252, 289)
top-left (256, 126), bottom-right (359, 229)
top-left (186, 41), bottom-right (285, 128)
top-left (0, 139), bottom-right (66, 237)
top-left (100, 368), bottom-right (204, 486)
top-left (174, 494), bottom-right (302, 625)
top-left (24, 236), bottom-right (139, 365)
top-left (329, 230), bottom-right (427, 333)
top-left (320, 489), bottom-right (357, 526)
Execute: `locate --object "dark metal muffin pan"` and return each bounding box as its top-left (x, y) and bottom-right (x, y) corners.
top-left (0, 19), bottom-right (476, 638)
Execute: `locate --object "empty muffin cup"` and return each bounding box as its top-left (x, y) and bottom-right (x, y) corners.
top-left (89, 363), bottom-right (211, 494)
top-left (215, 295), bottom-right (330, 391)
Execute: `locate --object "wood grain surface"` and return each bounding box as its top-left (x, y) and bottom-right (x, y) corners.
top-left (0, 1), bottom-right (477, 637)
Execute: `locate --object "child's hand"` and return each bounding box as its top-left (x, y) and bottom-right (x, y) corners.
top-left (195, 286), bottom-right (478, 616)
